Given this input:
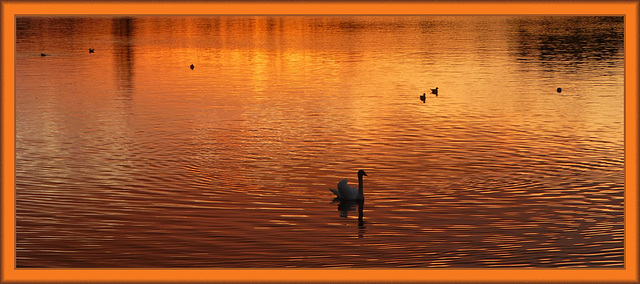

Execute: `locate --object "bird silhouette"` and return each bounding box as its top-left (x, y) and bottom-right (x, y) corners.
top-left (190, 64), bottom-right (195, 70)
top-left (329, 170), bottom-right (368, 201)
top-left (89, 48), bottom-right (95, 53)
top-left (430, 87), bottom-right (438, 96)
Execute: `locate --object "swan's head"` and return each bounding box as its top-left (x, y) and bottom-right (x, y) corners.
top-left (358, 170), bottom-right (368, 177)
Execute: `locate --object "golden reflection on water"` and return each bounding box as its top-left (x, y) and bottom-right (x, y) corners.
top-left (15, 16), bottom-right (624, 268)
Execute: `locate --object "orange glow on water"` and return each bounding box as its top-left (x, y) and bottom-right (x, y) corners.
top-left (3, 1), bottom-right (637, 283)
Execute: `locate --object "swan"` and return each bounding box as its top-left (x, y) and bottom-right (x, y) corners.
top-left (430, 87), bottom-right (438, 96)
top-left (329, 170), bottom-right (367, 201)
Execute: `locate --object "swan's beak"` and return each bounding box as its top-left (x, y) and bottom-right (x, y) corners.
top-left (362, 171), bottom-right (368, 176)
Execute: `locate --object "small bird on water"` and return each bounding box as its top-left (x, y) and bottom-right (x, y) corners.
top-left (89, 48), bottom-right (95, 53)
top-left (557, 87), bottom-right (562, 93)
top-left (430, 87), bottom-right (439, 96)
top-left (40, 53), bottom-right (46, 57)
top-left (420, 93), bottom-right (426, 103)
top-left (190, 64), bottom-right (194, 70)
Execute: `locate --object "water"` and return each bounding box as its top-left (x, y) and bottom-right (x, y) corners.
top-left (15, 16), bottom-right (625, 268)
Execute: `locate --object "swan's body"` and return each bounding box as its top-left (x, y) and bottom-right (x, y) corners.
top-left (329, 170), bottom-right (367, 201)
top-left (430, 87), bottom-right (439, 96)
top-left (330, 179), bottom-right (358, 200)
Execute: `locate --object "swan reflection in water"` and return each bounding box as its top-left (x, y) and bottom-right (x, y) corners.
top-left (334, 199), bottom-right (366, 238)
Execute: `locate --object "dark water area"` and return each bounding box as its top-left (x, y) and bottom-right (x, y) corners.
top-left (15, 16), bottom-right (624, 268)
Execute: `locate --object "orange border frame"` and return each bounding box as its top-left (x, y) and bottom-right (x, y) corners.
top-left (1, 1), bottom-right (638, 283)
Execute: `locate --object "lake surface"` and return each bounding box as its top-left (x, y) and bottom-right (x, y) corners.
top-left (15, 16), bottom-right (625, 268)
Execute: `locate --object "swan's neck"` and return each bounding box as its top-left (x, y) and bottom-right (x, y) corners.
top-left (357, 175), bottom-right (364, 200)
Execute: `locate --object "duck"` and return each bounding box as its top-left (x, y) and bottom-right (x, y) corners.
top-left (40, 53), bottom-right (46, 57)
top-left (430, 87), bottom-right (438, 96)
top-left (329, 170), bottom-right (368, 201)
top-left (557, 87), bottom-right (562, 93)
top-left (190, 64), bottom-right (195, 70)
top-left (420, 93), bottom-right (426, 103)
top-left (89, 48), bottom-right (95, 53)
